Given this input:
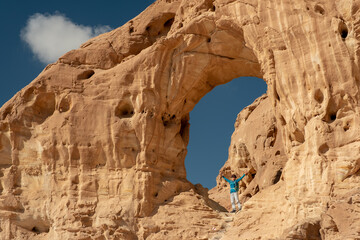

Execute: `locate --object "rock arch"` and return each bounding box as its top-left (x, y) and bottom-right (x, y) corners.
top-left (0, 0), bottom-right (360, 239)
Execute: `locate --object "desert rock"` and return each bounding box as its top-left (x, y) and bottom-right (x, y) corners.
top-left (1, 0), bottom-right (360, 239)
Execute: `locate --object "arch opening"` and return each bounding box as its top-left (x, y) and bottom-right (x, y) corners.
top-left (185, 77), bottom-right (267, 190)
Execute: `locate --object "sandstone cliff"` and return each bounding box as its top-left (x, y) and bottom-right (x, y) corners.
top-left (1, 0), bottom-right (360, 239)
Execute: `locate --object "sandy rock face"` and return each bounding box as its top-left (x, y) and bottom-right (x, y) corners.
top-left (1, 0), bottom-right (360, 239)
top-left (209, 94), bottom-right (287, 211)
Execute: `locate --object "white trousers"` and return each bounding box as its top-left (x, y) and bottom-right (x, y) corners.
top-left (230, 192), bottom-right (241, 210)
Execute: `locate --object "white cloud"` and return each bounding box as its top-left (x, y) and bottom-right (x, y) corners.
top-left (21, 13), bottom-right (111, 64)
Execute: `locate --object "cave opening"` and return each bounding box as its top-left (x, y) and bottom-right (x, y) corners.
top-left (184, 76), bottom-right (267, 190)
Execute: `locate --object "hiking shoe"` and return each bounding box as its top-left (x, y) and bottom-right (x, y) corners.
top-left (230, 209), bottom-right (236, 213)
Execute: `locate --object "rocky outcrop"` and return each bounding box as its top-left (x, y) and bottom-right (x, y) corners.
top-left (209, 94), bottom-right (288, 211)
top-left (1, 0), bottom-right (360, 239)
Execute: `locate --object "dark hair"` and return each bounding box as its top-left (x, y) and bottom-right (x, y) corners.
top-left (231, 174), bottom-right (236, 178)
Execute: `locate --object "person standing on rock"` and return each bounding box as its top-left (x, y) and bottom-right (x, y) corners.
top-left (222, 173), bottom-right (247, 213)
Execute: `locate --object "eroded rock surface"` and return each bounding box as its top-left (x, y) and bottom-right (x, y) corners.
top-left (209, 94), bottom-right (287, 211)
top-left (1, 0), bottom-right (360, 239)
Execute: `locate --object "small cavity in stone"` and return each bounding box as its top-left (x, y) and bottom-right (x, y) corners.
top-left (314, 89), bottom-right (324, 103)
top-left (115, 102), bottom-right (134, 119)
top-left (339, 22), bottom-right (348, 39)
top-left (273, 169), bottom-right (282, 184)
top-left (318, 143), bottom-right (329, 154)
top-left (164, 18), bottom-right (174, 28)
top-left (314, 4), bottom-right (325, 15)
top-left (77, 70), bottom-right (95, 80)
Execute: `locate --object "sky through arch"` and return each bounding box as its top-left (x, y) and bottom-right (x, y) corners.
top-left (185, 77), bottom-right (267, 189)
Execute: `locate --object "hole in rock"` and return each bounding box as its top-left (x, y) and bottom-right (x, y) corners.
top-left (273, 169), bottom-right (282, 184)
top-left (318, 143), bottom-right (329, 154)
top-left (185, 77), bottom-right (266, 189)
top-left (330, 114), bottom-right (337, 121)
top-left (293, 128), bottom-right (305, 143)
top-left (323, 102), bottom-right (338, 123)
top-left (146, 13), bottom-right (175, 39)
top-left (31, 227), bottom-right (40, 234)
top-left (314, 89), bottom-right (324, 103)
top-left (339, 21), bottom-right (348, 39)
top-left (314, 4), bottom-right (325, 15)
top-left (30, 222), bottom-right (49, 234)
top-left (77, 70), bottom-right (95, 80)
top-left (58, 97), bottom-right (71, 113)
top-left (71, 146), bottom-right (80, 161)
top-left (115, 102), bottom-right (135, 119)
top-left (164, 18), bottom-right (174, 28)
top-left (304, 221), bottom-right (321, 239)
top-left (23, 87), bottom-right (36, 102)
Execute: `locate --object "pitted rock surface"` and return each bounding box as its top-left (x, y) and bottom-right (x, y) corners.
top-left (1, 0), bottom-right (360, 239)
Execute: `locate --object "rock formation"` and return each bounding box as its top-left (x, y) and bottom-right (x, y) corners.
top-left (209, 94), bottom-right (288, 211)
top-left (1, 0), bottom-right (360, 239)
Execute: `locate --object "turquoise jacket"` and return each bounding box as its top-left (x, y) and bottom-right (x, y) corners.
top-left (223, 174), bottom-right (246, 193)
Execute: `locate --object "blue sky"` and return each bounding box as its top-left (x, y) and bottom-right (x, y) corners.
top-left (0, 1), bottom-right (267, 189)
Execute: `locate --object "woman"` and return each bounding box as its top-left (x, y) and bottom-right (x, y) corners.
top-left (222, 172), bottom-right (248, 213)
